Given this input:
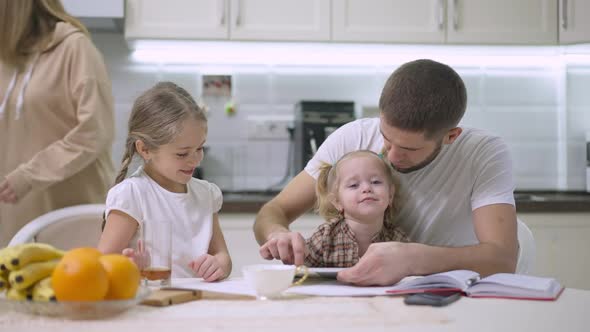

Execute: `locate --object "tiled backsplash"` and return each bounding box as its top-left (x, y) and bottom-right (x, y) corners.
top-left (93, 33), bottom-right (590, 192)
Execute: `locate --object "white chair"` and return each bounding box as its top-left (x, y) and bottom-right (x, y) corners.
top-left (515, 218), bottom-right (536, 275)
top-left (8, 204), bottom-right (105, 250)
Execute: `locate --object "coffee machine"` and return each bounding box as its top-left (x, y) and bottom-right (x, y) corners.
top-left (293, 101), bottom-right (355, 173)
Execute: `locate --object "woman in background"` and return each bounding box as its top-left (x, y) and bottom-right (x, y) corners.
top-left (0, 0), bottom-right (115, 246)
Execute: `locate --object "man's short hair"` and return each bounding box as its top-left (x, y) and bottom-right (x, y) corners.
top-left (379, 59), bottom-right (467, 139)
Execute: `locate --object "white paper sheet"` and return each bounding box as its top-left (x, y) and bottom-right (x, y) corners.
top-left (165, 278), bottom-right (257, 296)
top-left (165, 278), bottom-right (404, 297)
top-left (286, 279), bottom-right (395, 297)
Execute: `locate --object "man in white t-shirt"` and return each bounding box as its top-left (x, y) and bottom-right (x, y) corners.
top-left (254, 59), bottom-right (518, 286)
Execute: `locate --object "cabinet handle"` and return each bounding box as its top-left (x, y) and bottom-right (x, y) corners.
top-left (127, 0), bottom-right (136, 26)
top-left (452, 0), bottom-right (459, 30)
top-left (437, 0), bottom-right (444, 30)
top-left (235, 0), bottom-right (241, 26)
top-left (561, 0), bottom-right (568, 30)
top-left (218, 0), bottom-right (226, 26)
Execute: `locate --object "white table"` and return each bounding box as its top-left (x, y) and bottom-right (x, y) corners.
top-left (0, 287), bottom-right (588, 332)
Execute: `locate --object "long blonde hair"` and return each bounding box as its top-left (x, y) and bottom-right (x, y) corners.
top-left (315, 150), bottom-right (402, 226)
top-left (0, 0), bottom-right (89, 69)
top-left (114, 81), bottom-right (208, 185)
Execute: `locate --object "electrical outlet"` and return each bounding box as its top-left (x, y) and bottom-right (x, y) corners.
top-left (247, 115), bottom-right (293, 140)
top-left (202, 75), bottom-right (231, 97)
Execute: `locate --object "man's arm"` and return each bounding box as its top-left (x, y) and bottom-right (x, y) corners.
top-left (410, 203), bottom-right (518, 275)
top-left (338, 203), bottom-right (518, 286)
top-left (254, 171), bottom-right (317, 265)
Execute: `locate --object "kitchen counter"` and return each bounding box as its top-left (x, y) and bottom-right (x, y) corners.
top-left (220, 191), bottom-right (590, 213)
top-left (220, 191), bottom-right (279, 213)
top-left (514, 191), bottom-right (590, 212)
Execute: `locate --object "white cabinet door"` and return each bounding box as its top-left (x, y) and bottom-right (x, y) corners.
top-left (229, 0), bottom-right (330, 41)
top-left (332, 0), bottom-right (445, 43)
top-left (519, 213), bottom-right (590, 290)
top-left (447, 0), bottom-right (557, 44)
top-left (559, 0), bottom-right (590, 44)
top-left (125, 0), bottom-right (229, 39)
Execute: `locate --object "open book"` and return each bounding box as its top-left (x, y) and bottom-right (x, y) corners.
top-left (386, 270), bottom-right (564, 301)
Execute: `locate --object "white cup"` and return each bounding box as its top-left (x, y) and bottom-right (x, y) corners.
top-left (242, 264), bottom-right (308, 300)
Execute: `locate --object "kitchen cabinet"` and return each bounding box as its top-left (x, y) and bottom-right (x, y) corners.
top-left (447, 0), bottom-right (557, 44)
top-left (519, 213), bottom-right (590, 290)
top-left (229, 0), bottom-right (330, 41)
top-left (125, 0), bottom-right (330, 41)
top-left (332, 0), bottom-right (445, 43)
top-left (126, 0), bottom-right (580, 45)
top-left (332, 0), bottom-right (557, 45)
top-left (559, 0), bottom-right (590, 44)
top-left (125, 0), bottom-right (228, 39)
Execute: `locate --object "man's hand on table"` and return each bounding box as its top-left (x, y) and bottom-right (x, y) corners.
top-left (259, 231), bottom-right (306, 266)
top-left (337, 242), bottom-right (413, 286)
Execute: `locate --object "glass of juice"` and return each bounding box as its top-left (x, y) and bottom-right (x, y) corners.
top-left (137, 220), bottom-right (172, 287)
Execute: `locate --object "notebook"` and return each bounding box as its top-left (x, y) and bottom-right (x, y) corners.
top-left (385, 270), bottom-right (564, 301)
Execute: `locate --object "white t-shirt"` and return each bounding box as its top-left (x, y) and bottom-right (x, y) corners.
top-left (105, 167), bottom-right (223, 278)
top-left (304, 118), bottom-right (515, 247)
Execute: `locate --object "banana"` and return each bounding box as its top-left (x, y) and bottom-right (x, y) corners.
top-left (6, 286), bottom-right (33, 301)
top-left (0, 270), bottom-right (8, 291)
top-left (0, 245), bottom-right (24, 272)
top-left (0, 246), bottom-right (9, 268)
top-left (9, 259), bottom-right (60, 290)
top-left (32, 276), bottom-right (56, 302)
top-left (4, 243), bottom-right (64, 271)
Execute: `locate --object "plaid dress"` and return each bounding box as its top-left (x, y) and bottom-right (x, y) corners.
top-left (304, 218), bottom-right (409, 268)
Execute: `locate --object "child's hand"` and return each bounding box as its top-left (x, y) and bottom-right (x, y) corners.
top-left (122, 241), bottom-right (150, 270)
top-left (189, 254), bottom-right (227, 282)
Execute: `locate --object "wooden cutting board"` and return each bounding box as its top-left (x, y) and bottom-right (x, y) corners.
top-left (141, 289), bottom-right (255, 306)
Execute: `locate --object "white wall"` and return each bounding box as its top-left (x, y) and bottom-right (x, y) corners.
top-left (91, 33), bottom-right (590, 192)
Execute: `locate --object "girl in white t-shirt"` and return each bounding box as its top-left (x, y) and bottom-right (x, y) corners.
top-left (98, 82), bottom-right (231, 282)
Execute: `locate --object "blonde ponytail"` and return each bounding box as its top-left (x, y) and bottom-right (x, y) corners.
top-left (114, 149), bottom-right (134, 185)
top-left (315, 162), bottom-right (342, 221)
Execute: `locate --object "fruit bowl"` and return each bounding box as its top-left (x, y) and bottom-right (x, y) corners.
top-left (0, 286), bottom-right (150, 320)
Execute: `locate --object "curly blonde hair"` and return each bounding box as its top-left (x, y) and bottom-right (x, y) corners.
top-left (315, 150), bottom-right (402, 226)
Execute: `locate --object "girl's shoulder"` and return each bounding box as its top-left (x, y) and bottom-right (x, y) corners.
top-left (187, 178), bottom-right (221, 193)
top-left (187, 178), bottom-right (223, 211)
top-left (106, 172), bottom-right (158, 202)
top-left (105, 178), bottom-right (150, 222)
top-left (109, 174), bottom-right (150, 192)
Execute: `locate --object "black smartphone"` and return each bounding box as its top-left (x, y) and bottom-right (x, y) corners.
top-left (404, 291), bottom-right (462, 307)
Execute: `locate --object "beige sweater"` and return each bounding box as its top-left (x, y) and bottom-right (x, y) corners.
top-left (0, 22), bottom-right (115, 246)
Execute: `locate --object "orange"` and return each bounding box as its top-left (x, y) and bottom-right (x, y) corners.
top-left (51, 248), bottom-right (108, 301)
top-left (65, 247), bottom-right (102, 259)
top-left (99, 254), bottom-right (140, 300)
